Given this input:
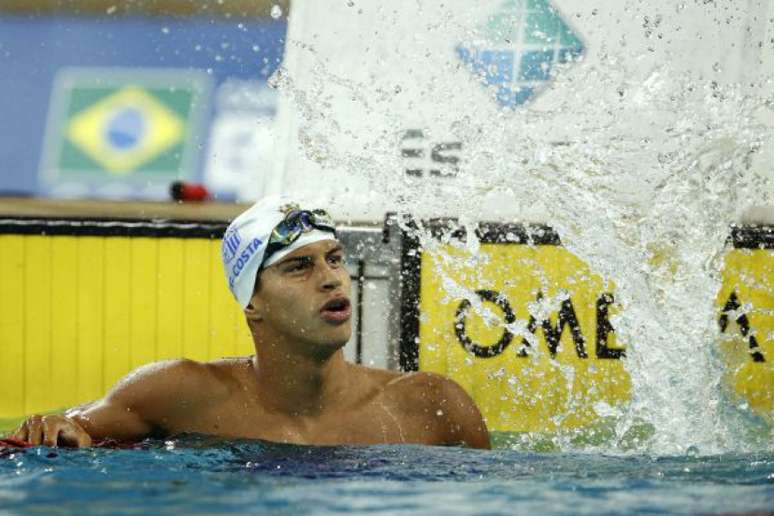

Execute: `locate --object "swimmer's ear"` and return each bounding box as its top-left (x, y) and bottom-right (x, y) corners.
top-left (244, 297), bottom-right (263, 322)
top-left (245, 274), bottom-right (263, 322)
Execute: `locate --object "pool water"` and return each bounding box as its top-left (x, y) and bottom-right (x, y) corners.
top-left (1, 435), bottom-right (771, 514)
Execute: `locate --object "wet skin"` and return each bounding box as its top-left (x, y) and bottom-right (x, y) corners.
top-left (8, 240), bottom-right (490, 449)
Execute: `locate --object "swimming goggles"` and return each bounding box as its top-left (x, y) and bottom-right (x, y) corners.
top-left (262, 209), bottom-right (337, 266)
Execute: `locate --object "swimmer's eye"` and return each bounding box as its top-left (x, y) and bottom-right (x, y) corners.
top-left (281, 251), bottom-right (344, 273)
top-left (283, 257), bottom-right (312, 272)
top-left (327, 253), bottom-right (344, 266)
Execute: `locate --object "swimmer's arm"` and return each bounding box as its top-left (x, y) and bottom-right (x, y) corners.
top-left (8, 389), bottom-right (148, 448)
top-left (69, 359), bottom-right (217, 442)
top-left (434, 376), bottom-right (491, 450)
top-left (11, 359), bottom-right (212, 447)
top-left (395, 372), bottom-right (491, 449)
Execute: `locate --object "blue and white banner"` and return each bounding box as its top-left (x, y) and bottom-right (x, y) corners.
top-left (0, 16), bottom-right (286, 199)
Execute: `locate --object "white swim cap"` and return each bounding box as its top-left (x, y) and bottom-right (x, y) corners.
top-left (221, 196), bottom-right (338, 308)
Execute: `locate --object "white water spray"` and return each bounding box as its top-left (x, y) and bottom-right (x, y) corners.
top-left (269, 0), bottom-right (774, 454)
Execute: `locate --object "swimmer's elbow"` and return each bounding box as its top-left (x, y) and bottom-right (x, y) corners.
top-left (67, 397), bottom-right (154, 443)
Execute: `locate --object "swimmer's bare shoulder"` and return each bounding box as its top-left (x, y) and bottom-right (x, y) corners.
top-left (9, 358), bottom-right (233, 447)
top-left (375, 369), bottom-right (491, 450)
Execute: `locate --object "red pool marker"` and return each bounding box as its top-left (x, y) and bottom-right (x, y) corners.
top-left (170, 181), bottom-right (211, 202)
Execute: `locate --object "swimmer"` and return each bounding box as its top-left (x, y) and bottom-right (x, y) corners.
top-left (7, 197), bottom-right (490, 449)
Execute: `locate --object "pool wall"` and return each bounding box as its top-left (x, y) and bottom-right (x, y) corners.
top-left (0, 218), bottom-right (253, 419)
top-left (0, 207), bottom-right (398, 423)
top-left (1, 208), bottom-right (770, 434)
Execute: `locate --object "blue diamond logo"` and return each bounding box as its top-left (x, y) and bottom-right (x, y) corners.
top-left (457, 0), bottom-right (585, 109)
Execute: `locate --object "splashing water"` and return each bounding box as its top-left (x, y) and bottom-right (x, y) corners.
top-left (513, 73), bottom-right (772, 455)
top-left (414, 70), bottom-right (771, 455)
top-left (267, 2), bottom-right (774, 455)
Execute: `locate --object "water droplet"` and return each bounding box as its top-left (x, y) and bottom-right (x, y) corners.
top-left (161, 27), bottom-right (170, 35)
top-left (436, 409), bottom-right (444, 416)
top-left (270, 4), bottom-right (283, 19)
top-left (106, 5), bottom-right (117, 14)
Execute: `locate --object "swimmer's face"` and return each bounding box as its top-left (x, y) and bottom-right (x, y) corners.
top-left (250, 239), bottom-right (352, 355)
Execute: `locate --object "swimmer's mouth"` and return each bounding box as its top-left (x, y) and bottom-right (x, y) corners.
top-left (320, 297), bottom-right (351, 323)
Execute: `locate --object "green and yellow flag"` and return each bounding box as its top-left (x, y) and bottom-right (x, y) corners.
top-left (65, 86), bottom-right (185, 174)
top-left (41, 68), bottom-right (209, 193)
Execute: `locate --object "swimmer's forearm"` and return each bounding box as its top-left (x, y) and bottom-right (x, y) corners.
top-left (66, 399), bottom-right (155, 443)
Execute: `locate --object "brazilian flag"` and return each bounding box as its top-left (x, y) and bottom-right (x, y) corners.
top-left (43, 69), bottom-right (208, 185)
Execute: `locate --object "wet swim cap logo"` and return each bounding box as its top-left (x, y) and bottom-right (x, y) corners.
top-left (228, 237), bottom-right (263, 288)
top-left (456, 0), bottom-right (585, 109)
top-left (222, 227), bottom-right (242, 264)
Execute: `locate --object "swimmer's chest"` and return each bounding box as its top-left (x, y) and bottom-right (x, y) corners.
top-left (168, 393), bottom-right (445, 446)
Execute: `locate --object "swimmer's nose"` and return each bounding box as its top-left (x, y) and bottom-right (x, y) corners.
top-left (319, 262), bottom-right (342, 291)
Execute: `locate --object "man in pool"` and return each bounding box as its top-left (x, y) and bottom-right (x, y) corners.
top-left (7, 197), bottom-right (490, 449)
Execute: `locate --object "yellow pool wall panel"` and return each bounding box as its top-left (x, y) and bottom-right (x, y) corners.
top-left (716, 248), bottom-right (774, 420)
top-left (0, 234), bottom-right (254, 420)
top-left (4, 223), bottom-right (772, 431)
top-left (416, 237), bottom-right (774, 432)
top-left (417, 242), bottom-right (630, 433)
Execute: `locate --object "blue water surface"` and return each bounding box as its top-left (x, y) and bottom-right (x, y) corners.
top-left (0, 435), bottom-right (772, 515)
